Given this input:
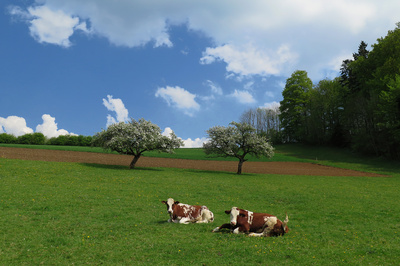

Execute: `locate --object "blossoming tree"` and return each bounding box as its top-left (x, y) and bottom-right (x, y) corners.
top-left (93, 118), bottom-right (184, 169)
top-left (203, 121), bottom-right (274, 174)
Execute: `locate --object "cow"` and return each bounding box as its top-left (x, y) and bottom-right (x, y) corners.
top-left (212, 207), bottom-right (289, 237)
top-left (161, 198), bottom-right (214, 224)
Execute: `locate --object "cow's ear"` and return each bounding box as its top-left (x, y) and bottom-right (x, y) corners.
top-left (239, 213), bottom-right (246, 217)
top-left (161, 201), bottom-right (167, 204)
top-left (225, 210), bottom-right (231, 214)
top-left (174, 201), bottom-right (180, 204)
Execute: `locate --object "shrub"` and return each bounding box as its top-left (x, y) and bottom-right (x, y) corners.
top-left (0, 133), bottom-right (17, 144)
top-left (17, 133), bottom-right (46, 145)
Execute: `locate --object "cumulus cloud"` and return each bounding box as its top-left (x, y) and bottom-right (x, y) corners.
top-left (230, 90), bottom-right (256, 104)
top-left (9, 5), bottom-right (89, 47)
top-left (161, 127), bottom-right (174, 137)
top-left (36, 114), bottom-right (76, 138)
top-left (9, 0), bottom-right (400, 78)
top-left (0, 115), bottom-right (75, 138)
top-left (155, 86), bottom-right (200, 116)
top-left (200, 44), bottom-right (298, 77)
top-left (181, 137), bottom-right (208, 148)
top-left (103, 95), bottom-right (129, 127)
top-left (0, 116), bottom-right (34, 137)
top-left (162, 127), bottom-right (206, 148)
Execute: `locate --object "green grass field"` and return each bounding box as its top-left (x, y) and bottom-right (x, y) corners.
top-left (1, 145), bottom-right (400, 264)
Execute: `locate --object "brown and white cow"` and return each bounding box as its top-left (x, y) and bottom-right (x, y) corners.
top-left (212, 207), bottom-right (289, 237)
top-left (161, 198), bottom-right (214, 224)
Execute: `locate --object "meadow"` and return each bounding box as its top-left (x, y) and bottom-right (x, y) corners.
top-left (0, 145), bottom-right (400, 264)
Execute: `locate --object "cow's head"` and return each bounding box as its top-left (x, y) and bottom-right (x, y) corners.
top-left (225, 207), bottom-right (246, 226)
top-left (162, 198), bottom-right (179, 214)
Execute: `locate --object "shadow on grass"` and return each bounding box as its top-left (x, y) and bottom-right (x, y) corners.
top-left (154, 220), bottom-right (169, 224)
top-left (184, 168), bottom-right (258, 177)
top-left (80, 163), bottom-right (164, 172)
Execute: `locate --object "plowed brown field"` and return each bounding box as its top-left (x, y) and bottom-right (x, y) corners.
top-left (0, 147), bottom-right (383, 177)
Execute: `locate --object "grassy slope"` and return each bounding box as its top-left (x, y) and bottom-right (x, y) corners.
top-left (1, 144), bottom-right (399, 264)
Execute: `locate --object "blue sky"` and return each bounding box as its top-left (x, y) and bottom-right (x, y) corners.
top-left (1, 0), bottom-right (399, 147)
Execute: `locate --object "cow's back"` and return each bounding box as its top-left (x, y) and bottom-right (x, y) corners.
top-left (250, 212), bottom-right (275, 232)
top-left (173, 203), bottom-right (202, 220)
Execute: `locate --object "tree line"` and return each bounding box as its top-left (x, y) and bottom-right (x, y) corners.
top-left (0, 132), bottom-right (93, 146)
top-left (242, 23), bottom-right (400, 159)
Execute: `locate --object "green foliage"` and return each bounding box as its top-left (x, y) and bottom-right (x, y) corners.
top-left (93, 118), bottom-right (184, 168)
top-left (276, 24), bottom-right (400, 159)
top-left (0, 133), bottom-right (93, 147)
top-left (340, 26), bottom-right (400, 158)
top-left (204, 121), bottom-right (274, 174)
top-left (16, 133), bottom-right (46, 145)
top-left (0, 133), bottom-right (17, 144)
top-left (0, 155), bottom-right (399, 265)
top-left (307, 78), bottom-right (346, 145)
top-left (47, 135), bottom-right (93, 146)
top-left (279, 70), bottom-right (313, 142)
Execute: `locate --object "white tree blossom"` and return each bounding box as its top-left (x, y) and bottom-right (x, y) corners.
top-left (203, 121), bottom-right (274, 174)
top-left (93, 118), bottom-right (184, 169)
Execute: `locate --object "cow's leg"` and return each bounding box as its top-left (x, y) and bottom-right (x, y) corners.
top-left (232, 225), bottom-right (248, 234)
top-left (179, 217), bottom-right (192, 224)
top-left (171, 218), bottom-right (181, 223)
top-left (232, 227), bottom-right (243, 234)
top-left (212, 223), bottom-right (232, 232)
top-left (260, 217), bottom-right (278, 236)
top-left (248, 232), bottom-right (264, 237)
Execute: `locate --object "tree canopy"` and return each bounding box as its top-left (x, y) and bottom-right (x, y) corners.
top-left (279, 70), bottom-right (313, 142)
top-left (273, 23), bottom-right (400, 159)
top-left (93, 118), bottom-right (184, 169)
top-left (203, 121), bottom-right (274, 174)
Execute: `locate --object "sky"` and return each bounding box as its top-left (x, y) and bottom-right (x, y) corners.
top-left (1, 0), bottom-right (399, 147)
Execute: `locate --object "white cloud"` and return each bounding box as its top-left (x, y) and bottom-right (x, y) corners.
top-left (244, 81), bottom-right (256, 91)
top-left (155, 86), bottom-right (200, 116)
top-left (0, 116), bottom-right (34, 137)
top-left (181, 137), bottom-right (208, 148)
top-left (10, 5), bottom-right (89, 47)
top-left (230, 90), bottom-right (256, 104)
top-left (260, 101), bottom-right (280, 111)
top-left (206, 80), bottom-right (223, 96)
top-left (200, 44), bottom-right (298, 77)
top-left (161, 127), bottom-right (174, 137)
top-left (103, 95), bottom-right (129, 127)
top-left (9, 0), bottom-right (400, 78)
top-left (0, 114), bottom-right (75, 138)
top-left (36, 114), bottom-right (76, 138)
top-left (162, 127), bottom-right (206, 148)
top-left (200, 80), bottom-right (223, 101)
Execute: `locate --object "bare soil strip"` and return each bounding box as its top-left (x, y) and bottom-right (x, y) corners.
top-left (0, 147), bottom-right (384, 177)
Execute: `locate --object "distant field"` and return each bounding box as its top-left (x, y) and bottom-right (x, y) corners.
top-left (0, 143), bottom-right (311, 163)
top-left (1, 152), bottom-right (399, 264)
top-left (1, 143), bottom-right (398, 174)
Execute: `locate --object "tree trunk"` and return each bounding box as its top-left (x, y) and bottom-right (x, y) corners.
top-left (129, 155), bottom-right (141, 169)
top-left (237, 159), bottom-right (244, 174)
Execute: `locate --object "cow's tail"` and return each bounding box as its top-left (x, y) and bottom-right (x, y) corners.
top-left (282, 212), bottom-right (289, 234)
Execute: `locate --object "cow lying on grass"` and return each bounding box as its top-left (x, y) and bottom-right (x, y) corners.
top-left (212, 207), bottom-right (289, 237)
top-left (162, 198), bottom-right (214, 224)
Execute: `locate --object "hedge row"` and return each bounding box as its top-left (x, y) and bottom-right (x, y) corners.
top-left (0, 133), bottom-right (93, 146)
